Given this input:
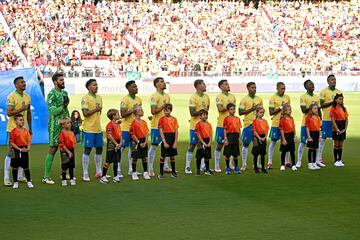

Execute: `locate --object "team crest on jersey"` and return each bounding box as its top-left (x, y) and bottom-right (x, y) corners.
top-left (151, 97), bottom-right (156, 102)
top-left (216, 97), bottom-right (220, 103)
top-left (81, 100), bottom-right (85, 105)
top-left (189, 99), bottom-right (193, 105)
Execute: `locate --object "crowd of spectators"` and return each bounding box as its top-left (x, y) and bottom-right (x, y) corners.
top-left (0, 0), bottom-right (358, 76)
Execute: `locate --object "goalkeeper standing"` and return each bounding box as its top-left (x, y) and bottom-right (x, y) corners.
top-left (42, 72), bottom-right (70, 184)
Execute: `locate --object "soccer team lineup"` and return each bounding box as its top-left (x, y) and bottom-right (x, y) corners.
top-left (4, 73), bottom-right (348, 189)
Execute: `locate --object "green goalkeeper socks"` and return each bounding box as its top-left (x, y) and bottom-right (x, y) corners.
top-left (44, 154), bottom-right (55, 178)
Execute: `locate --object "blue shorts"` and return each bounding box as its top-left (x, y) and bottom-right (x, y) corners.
top-left (151, 129), bottom-right (162, 145)
top-left (189, 129), bottom-right (198, 145)
top-left (82, 132), bottom-right (104, 148)
top-left (300, 126), bottom-right (307, 144)
top-left (321, 121), bottom-right (332, 139)
top-left (241, 125), bottom-right (253, 147)
top-left (269, 127), bottom-right (281, 141)
top-left (121, 131), bottom-right (131, 148)
top-left (215, 127), bottom-right (225, 144)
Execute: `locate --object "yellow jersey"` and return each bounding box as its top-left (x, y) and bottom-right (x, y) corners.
top-left (239, 95), bottom-right (263, 128)
top-left (150, 90), bottom-right (170, 129)
top-left (189, 92), bottom-right (210, 130)
top-left (216, 92), bottom-right (236, 127)
top-left (319, 87), bottom-right (342, 121)
top-left (81, 93), bottom-right (102, 133)
top-left (6, 91), bottom-right (31, 132)
top-left (300, 93), bottom-right (320, 126)
top-left (269, 93), bottom-right (291, 127)
top-left (120, 95), bottom-right (142, 131)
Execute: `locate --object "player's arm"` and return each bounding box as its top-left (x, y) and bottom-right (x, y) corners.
top-left (151, 105), bottom-right (164, 115)
top-left (216, 103), bottom-right (227, 113)
top-left (300, 105), bottom-right (308, 114)
top-left (6, 105), bottom-right (29, 117)
top-left (196, 132), bottom-right (205, 146)
top-left (159, 127), bottom-right (168, 147)
top-left (330, 115), bottom-right (340, 133)
top-left (10, 142), bottom-right (21, 151)
top-left (120, 106), bottom-right (135, 118)
top-left (174, 128), bottom-right (178, 148)
top-left (27, 107), bottom-right (32, 135)
top-left (239, 105), bottom-right (256, 116)
top-left (320, 98), bottom-right (332, 109)
top-left (82, 106), bottom-right (101, 117)
top-left (189, 106), bottom-right (202, 117)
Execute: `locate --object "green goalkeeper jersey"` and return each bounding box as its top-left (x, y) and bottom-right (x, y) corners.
top-left (47, 88), bottom-right (69, 146)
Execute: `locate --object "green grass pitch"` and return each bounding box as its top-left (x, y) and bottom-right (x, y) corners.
top-left (1, 92), bottom-right (359, 240)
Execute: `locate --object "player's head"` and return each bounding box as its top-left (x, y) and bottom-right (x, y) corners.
top-left (218, 79), bottom-right (230, 92)
top-left (308, 103), bottom-right (319, 116)
top-left (14, 114), bottom-right (24, 127)
top-left (327, 74), bottom-right (336, 88)
top-left (255, 106), bottom-right (265, 118)
top-left (134, 105), bottom-right (144, 117)
top-left (303, 79), bottom-right (314, 93)
top-left (58, 117), bottom-right (71, 129)
top-left (52, 72), bottom-right (65, 89)
top-left (333, 93), bottom-right (345, 110)
top-left (153, 77), bottom-right (166, 90)
top-left (85, 79), bottom-right (98, 93)
top-left (199, 109), bottom-right (208, 121)
top-left (164, 103), bottom-right (173, 116)
top-left (107, 109), bottom-right (120, 120)
top-left (194, 79), bottom-right (206, 93)
top-left (126, 80), bottom-right (138, 95)
top-left (247, 82), bottom-right (256, 95)
top-left (276, 82), bottom-right (285, 96)
top-left (226, 102), bottom-right (236, 115)
top-left (282, 104), bottom-right (292, 115)
top-left (13, 76), bottom-right (26, 91)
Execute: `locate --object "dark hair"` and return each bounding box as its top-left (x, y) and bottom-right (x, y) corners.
top-left (307, 103), bottom-right (319, 116)
top-left (303, 79), bottom-right (312, 88)
top-left (164, 103), bottom-right (173, 111)
top-left (52, 72), bottom-right (64, 82)
top-left (276, 82), bottom-right (285, 88)
top-left (327, 74), bottom-right (335, 81)
top-left (199, 109), bottom-right (208, 116)
top-left (13, 76), bottom-right (24, 85)
top-left (194, 79), bottom-right (204, 88)
top-left (332, 93), bottom-right (346, 112)
top-left (14, 113), bottom-right (23, 121)
top-left (218, 79), bottom-right (227, 88)
top-left (126, 80), bottom-right (135, 89)
top-left (71, 110), bottom-right (82, 124)
top-left (226, 103), bottom-right (235, 110)
top-left (246, 82), bottom-right (255, 88)
top-left (107, 109), bottom-right (119, 120)
top-left (85, 79), bottom-right (96, 89)
top-left (153, 77), bottom-right (163, 87)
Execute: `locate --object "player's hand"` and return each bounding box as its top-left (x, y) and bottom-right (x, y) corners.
top-left (224, 139), bottom-right (229, 146)
top-left (164, 142), bottom-right (170, 149)
top-left (140, 142), bottom-right (146, 148)
top-left (29, 129), bottom-right (33, 136)
top-left (281, 139), bottom-right (287, 145)
top-left (294, 137), bottom-right (297, 143)
top-left (23, 103), bottom-right (30, 111)
top-left (173, 142), bottom-right (177, 149)
top-left (206, 143), bottom-right (211, 148)
top-left (95, 104), bottom-right (102, 112)
top-left (239, 139), bottom-right (242, 146)
top-left (307, 137), bottom-right (313, 142)
top-left (261, 137), bottom-right (266, 142)
top-left (67, 151), bottom-right (73, 158)
top-left (204, 106), bottom-right (209, 111)
top-left (148, 116), bottom-right (153, 121)
top-left (63, 96), bottom-right (70, 107)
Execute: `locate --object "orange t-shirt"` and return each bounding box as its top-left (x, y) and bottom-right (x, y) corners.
top-left (9, 127), bottom-right (32, 147)
top-left (106, 121), bottom-right (122, 141)
top-left (330, 106), bottom-right (348, 121)
top-left (59, 130), bottom-right (76, 149)
top-left (305, 115), bottom-right (322, 131)
top-left (252, 118), bottom-right (269, 135)
top-left (279, 116), bottom-right (295, 133)
top-left (130, 118), bottom-right (149, 139)
top-left (223, 115), bottom-right (242, 133)
top-left (195, 121), bottom-right (212, 139)
top-left (158, 116), bottom-right (179, 133)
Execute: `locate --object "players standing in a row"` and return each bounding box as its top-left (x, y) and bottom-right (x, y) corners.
top-left (4, 76), bottom-right (31, 186)
top-left (318, 75), bottom-right (342, 165)
top-left (214, 80), bottom-right (236, 172)
top-left (148, 77), bottom-right (171, 177)
top-left (42, 73), bottom-right (69, 184)
top-left (239, 82), bottom-right (263, 171)
top-left (185, 80), bottom-right (210, 174)
top-left (81, 79), bottom-right (103, 181)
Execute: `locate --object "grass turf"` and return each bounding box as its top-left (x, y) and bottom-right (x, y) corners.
top-left (0, 92), bottom-right (359, 240)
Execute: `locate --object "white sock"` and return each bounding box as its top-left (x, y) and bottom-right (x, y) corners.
top-left (164, 157), bottom-right (170, 169)
top-left (95, 154), bottom-right (102, 174)
top-left (317, 138), bottom-right (326, 162)
top-left (4, 155), bottom-right (11, 180)
top-left (242, 146), bottom-right (248, 167)
top-left (297, 143), bottom-right (305, 165)
top-left (285, 152), bottom-right (290, 164)
top-left (148, 145), bottom-right (156, 171)
top-left (229, 155), bottom-right (234, 166)
top-left (185, 151), bottom-right (193, 168)
top-left (82, 154), bottom-right (90, 177)
top-left (128, 148), bottom-right (133, 172)
top-left (214, 149), bottom-right (221, 168)
top-left (201, 158), bottom-right (205, 169)
top-left (268, 141), bottom-right (276, 165)
top-left (17, 167), bottom-right (23, 180)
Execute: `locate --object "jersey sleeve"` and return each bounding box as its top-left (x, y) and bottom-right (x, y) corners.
top-left (194, 122), bottom-right (200, 134)
top-left (26, 130), bottom-right (32, 143)
top-left (9, 129), bottom-right (15, 143)
top-left (206, 95), bottom-right (210, 108)
top-left (81, 96), bottom-right (89, 110)
top-left (305, 116), bottom-right (310, 127)
top-left (252, 120), bottom-right (257, 133)
top-left (268, 96), bottom-right (275, 108)
top-left (259, 98), bottom-right (263, 106)
top-left (223, 117), bottom-right (228, 129)
top-left (150, 94), bottom-right (158, 106)
top-left (300, 95), bottom-right (306, 107)
top-left (58, 131), bottom-right (65, 147)
top-left (129, 121), bottom-right (135, 135)
top-left (158, 117), bottom-right (164, 129)
top-left (47, 92), bottom-right (63, 116)
top-left (329, 107), bottom-right (335, 118)
top-left (239, 98), bottom-right (246, 110)
top-left (106, 123), bottom-right (114, 136)
top-left (279, 118), bottom-right (284, 130)
top-left (319, 89), bottom-right (325, 101)
top-left (6, 94), bottom-right (14, 107)
top-left (120, 97), bottom-right (128, 110)
top-left (189, 95), bottom-right (196, 108)
top-left (174, 118), bottom-right (179, 129)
